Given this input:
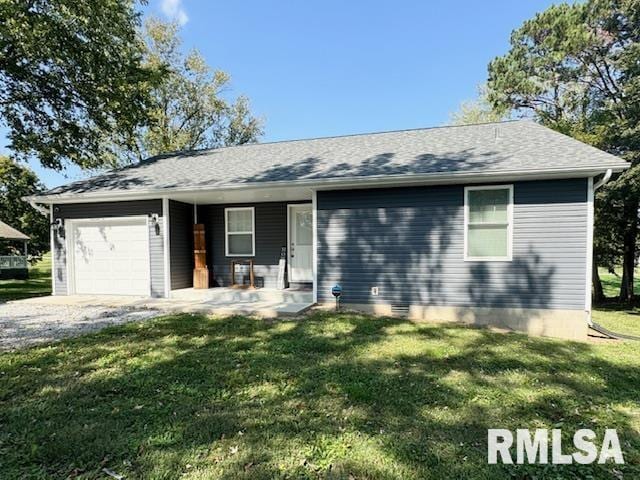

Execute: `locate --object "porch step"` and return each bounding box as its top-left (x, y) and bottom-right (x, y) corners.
top-left (169, 287), bottom-right (313, 305)
top-left (157, 301), bottom-right (314, 318)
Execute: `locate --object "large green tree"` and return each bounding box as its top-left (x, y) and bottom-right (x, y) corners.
top-left (487, 0), bottom-right (640, 303)
top-left (0, 157), bottom-right (49, 259)
top-left (0, 0), bottom-right (157, 170)
top-left (449, 85), bottom-right (506, 126)
top-left (114, 19), bottom-right (262, 164)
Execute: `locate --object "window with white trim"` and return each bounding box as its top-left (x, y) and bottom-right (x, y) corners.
top-left (225, 207), bottom-right (255, 256)
top-left (464, 185), bottom-right (513, 261)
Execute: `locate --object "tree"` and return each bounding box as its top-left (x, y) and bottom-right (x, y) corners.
top-left (115, 19), bottom-right (263, 164)
top-left (0, 0), bottom-right (156, 170)
top-left (0, 157), bottom-right (49, 259)
top-left (449, 85), bottom-right (506, 125)
top-left (487, 0), bottom-right (640, 303)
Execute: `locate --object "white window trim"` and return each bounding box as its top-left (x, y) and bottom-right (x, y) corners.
top-left (464, 184), bottom-right (513, 262)
top-left (225, 207), bottom-right (255, 257)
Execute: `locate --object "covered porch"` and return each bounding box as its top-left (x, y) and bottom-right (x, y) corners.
top-left (165, 184), bottom-right (317, 302)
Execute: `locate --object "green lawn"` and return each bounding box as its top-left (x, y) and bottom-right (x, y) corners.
top-left (1, 311), bottom-right (638, 479)
top-left (598, 266), bottom-right (640, 298)
top-left (0, 253), bottom-right (52, 302)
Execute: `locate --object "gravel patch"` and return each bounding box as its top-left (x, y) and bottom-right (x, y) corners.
top-left (0, 302), bottom-right (160, 352)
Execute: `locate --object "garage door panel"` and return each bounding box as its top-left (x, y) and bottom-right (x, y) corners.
top-left (130, 259), bottom-right (150, 272)
top-left (70, 219), bottom-right (151, 296)
top-left (110, 259), bottom-right (134, 271)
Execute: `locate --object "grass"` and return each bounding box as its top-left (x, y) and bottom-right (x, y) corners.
top-left (1, 310), bottom-right (638, 479)
top-left (0, 253), bottom-right (52, 302)
top-left (593, 307), bottom-right (640, 338)
top-left (598, 266), bottom-right (640, 299)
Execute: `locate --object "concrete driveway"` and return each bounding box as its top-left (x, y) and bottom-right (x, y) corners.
top-left (0, 289), bottom-right (314, 351)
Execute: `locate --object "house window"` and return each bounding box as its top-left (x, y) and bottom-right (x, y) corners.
top-left (225, 207), bottom-right (255, 256)
top-left (464, 185), bottom-right (513, 261)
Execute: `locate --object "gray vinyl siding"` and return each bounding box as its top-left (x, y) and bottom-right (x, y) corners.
top-left (317, 179), bottom-right (588, 310)
top-left (169, 200), bottom-right (194, 290)
top-left (198, 201), bottom-right (308, 288)
top-left (51, 200), bottom-right (165, 297)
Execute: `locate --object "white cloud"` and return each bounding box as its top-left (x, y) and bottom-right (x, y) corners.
top-left (161, 0), bottom-right (189, 26)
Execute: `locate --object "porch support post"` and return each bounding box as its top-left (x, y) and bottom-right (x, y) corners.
top-left (312, 189), bottom-right (318, 304)
top-left (162, 197), bottom-right (171, 298)
top-left (50, 204), bottom-right (56, 295)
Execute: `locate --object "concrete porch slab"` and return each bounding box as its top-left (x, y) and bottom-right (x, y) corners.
top-left (170, 287), bottom-right (313, 304)
top-left (161, 287), bottom-right (314, 317)
top-left (14, 287), bottom-right (315, 318)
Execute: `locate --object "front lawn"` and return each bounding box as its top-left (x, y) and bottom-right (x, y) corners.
top-left (0, 253), bottom-right (51, 302)
top-left (1, 311), bottom-right (638, 479)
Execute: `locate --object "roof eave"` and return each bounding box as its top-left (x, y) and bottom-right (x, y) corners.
top-left (25, 164), bottom-right (629, 205)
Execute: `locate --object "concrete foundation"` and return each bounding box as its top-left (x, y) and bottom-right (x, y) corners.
top-left (322, 303), bottom-right (589, 341)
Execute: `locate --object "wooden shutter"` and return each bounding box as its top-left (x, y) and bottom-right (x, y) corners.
top-left (193, 224), bottom-right (209, 288)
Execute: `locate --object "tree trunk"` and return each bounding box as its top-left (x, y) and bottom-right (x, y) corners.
top-left (592, 258), bottom-right (604, 304)
top-left (619, 197), bottom-right (639, 303)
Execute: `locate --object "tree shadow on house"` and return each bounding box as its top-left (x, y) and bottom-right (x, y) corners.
top-left (42, 141), bottom-right (505, 197)
top-left (318, 178), bottom-right (588, 339)
top-left (234, 147), bottom-right (503, 185)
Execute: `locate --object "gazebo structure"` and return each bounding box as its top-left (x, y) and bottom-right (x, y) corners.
top-left (0, 220), bottom-right (29, 279)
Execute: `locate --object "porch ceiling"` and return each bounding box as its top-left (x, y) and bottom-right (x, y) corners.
top-left (167, 184), bottom-right (312, 205)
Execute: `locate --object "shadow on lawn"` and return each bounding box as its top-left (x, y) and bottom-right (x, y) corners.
top-left (1, 312), bottom-right (638, 479)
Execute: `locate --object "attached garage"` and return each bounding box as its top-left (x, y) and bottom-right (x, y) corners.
top-left (66, 217), bottom-right (151, 296)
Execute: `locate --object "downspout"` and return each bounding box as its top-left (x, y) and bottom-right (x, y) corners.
top-left (585, 168), bottom-right (640, 340)
top-left (594, 169), bottom-right (612, 190)
top-left (24, 197), bottom-right (56, 295)
top-left (587, 169), bottom-right (612, 327)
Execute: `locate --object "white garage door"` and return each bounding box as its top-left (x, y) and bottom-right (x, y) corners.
top-left (70, 218), bottom-right (151, 296)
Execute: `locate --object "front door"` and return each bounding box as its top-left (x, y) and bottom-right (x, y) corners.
top-left (289, 204), bottom-right (313, 282)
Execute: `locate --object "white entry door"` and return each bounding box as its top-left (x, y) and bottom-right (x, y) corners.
top-left (289, 204), bottom-right (313, 282)
top-left (69, 217), bottom-right (151, 295)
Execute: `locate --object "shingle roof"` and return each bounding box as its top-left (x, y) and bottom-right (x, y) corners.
top-left (0, 220), bottom-right (29, 240)
top-left (42, 120), bottom-right (628, 198)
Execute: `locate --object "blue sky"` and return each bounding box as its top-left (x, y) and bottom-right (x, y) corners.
top-left (2, 0), bottom-right (561, 188)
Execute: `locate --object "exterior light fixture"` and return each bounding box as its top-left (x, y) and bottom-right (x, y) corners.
top-left (150, 213), bottom-right (161, 235)
top-left (50, 218), bottom-right (64, 237)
